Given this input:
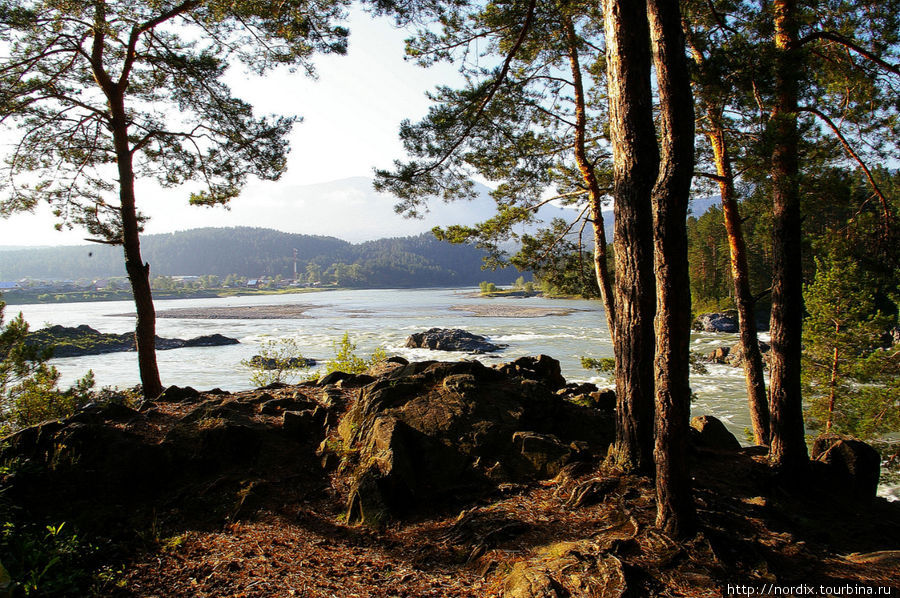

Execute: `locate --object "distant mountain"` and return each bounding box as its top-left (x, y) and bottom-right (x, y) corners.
top-left (0, 180), bottom-right (723, 282)
top-left (0, 228), bottom-right (522, 286)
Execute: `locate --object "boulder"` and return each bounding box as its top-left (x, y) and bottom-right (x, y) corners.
top-left (336, 360), bottom-right (613, 525)
top-left (317, 371), bottom-right (376, 388)
top-left (180, 334), bottom-right (240, 348)
top-left (725, 340), bottom-right (771, 368)
top-left (707, 346), bottom-right (731, 363)
top-left (404, 328), bottom-right (506, 353)
top-left (156, 385), bottom-right (201, 403)
top-left (690, 415), bottom-right (741, 451)
top-left (588, 389), bottom-right (616, 411)
top-left (811, 434), bottom-right (881, 500)
top-left (705, 341), bottom-right (771, 368)
top-left (495, 355), bottom-right (567, 391)
top-left (693, 313), bottom-right (739, 333)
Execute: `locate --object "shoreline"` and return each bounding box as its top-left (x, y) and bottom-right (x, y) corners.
top-left (0, 285), bottom-right (341, 306)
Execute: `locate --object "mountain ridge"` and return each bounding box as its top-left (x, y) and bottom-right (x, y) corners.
top-left (0, 227), bottom-right (523, 286)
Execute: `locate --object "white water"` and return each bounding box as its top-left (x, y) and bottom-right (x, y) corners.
top-left (11, 287), bottom-right (898, 501)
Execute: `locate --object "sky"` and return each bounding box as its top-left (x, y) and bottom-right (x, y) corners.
top-left (0, 6), bottom-right (465, 247)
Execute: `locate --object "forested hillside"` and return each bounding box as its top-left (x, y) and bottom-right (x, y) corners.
top-left (0, 227), bottom-right (520, 287)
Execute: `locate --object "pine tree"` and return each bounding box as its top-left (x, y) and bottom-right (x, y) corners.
top-left (0, 0), bottom-right (349, 398)
top-left (803, 256), bottom-right (899, 439)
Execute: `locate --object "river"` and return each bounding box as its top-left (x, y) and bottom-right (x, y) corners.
top-left (11, 287), bottom-right (898, 500)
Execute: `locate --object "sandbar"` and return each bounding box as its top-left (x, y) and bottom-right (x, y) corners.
top-left (449, 304), bottom-right (578, 318)
top-left (110, 304), bottom-right (321, 319)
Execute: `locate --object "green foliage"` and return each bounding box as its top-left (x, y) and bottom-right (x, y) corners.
top-left (581, 356), bottom-right (615, 374)
top-left (1, 301), bottom-right (95, 435)
top-left (802, 256), bottom-right (900, 438)
top-left (322, 333), bottom-right (387, 377)
top-left (512, 220), bottom-right (603, 299)
top-left (0, 1), bottom-right (350, 236)
top-left (241, 332), bottom-right (387, 385)
top-left (241, 337), bottom-right (311, 387)
top-left (0, 521), bottom-right (94, 596)
top-left (583, 353), bottom-right (708, 377)
top-left (479, 281), bottom-right (498, 294)
top-left (375, 2), bottom-right (613, 282)
top-left (0, 451), bottom-right (96, 597)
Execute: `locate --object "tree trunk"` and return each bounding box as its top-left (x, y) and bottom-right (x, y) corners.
top-left (110, 94), bottom-right (163, 400)
top-left (768, 0), bottom-right (808, 471)
top-left (707, 122), bottom-right (771, 446)
top-left (647, 0), bottom-right (695, 537)
top-left (603, 0), bottom-right (658, 474)
top-left (563, 16), bottom-right (616, 342)
top-left (827, 324), bottom-right (839, 431)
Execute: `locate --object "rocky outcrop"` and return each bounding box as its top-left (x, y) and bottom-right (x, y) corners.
top-left (693, 312), bottom-right (740, 333)
top-left (690, 415), bottom-right (741, 451)
top-left (0, 385), bottom-right (337, 522)
top-left (248, 355), bottom-right (316, 370)
top-left (812, 434), bottom-right (881, 500)
top-left (0, 355), bottom-right (614, 529)
top-left (404, 328), bottom-right (506, 353)
top-left (495, 355), bottom-right (567, 390)
top-left (693, 311), bottom-right (769, 333)
top-left (705, 340), bottom-right (771, 368)
top-left (334, 358), bottom-right (614, 526)
top-left (25, 324), bottom-right (239, 358)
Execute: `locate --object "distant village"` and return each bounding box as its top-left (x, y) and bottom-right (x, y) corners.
top-left (0, 274), bottom-right (324, 301)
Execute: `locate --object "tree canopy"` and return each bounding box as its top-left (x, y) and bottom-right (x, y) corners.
top-left (0, 0), bottom-right (350, 231)
top-left (0, 0), bottom-right (351, 397)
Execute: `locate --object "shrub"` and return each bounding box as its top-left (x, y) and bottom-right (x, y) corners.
top-left (241, 337), bottom-right (311, 387)
top-left (1, 300), bottom-right (95, 436)
top-left (322, 333), bottom-right (387, 376)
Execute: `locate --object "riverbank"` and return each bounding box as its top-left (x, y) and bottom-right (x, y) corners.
top-left (0, 286), bottom-right (340, 305)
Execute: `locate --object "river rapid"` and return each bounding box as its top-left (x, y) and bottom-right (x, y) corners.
top-left (11, 287), bottom-right (898, 500)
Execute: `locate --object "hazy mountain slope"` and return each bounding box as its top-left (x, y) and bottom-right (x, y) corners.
top-left (0, 228), bottom-right (520, 286)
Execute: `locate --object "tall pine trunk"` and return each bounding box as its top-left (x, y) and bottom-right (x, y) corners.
top-left (603, 0), bottom-right (658, 474)
top-left (647, 0), bottom-right (695, 537)
top-left (563, 16), bottom-right (617, 341)
top-left (707, 121), bottom-right (771, 446)
top-left (768, 0), bottom-right (807, 471)
top-left (110, 95), bottom-right (164, 400)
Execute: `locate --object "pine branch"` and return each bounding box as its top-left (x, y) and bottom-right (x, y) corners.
top-left (798, 31), bottom-right (900, 76)
top-left (798, 105), bottom-right (893, 227)
top-left (381, 0), bottom-right (538, 181)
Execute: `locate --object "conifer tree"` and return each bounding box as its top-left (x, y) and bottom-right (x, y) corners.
top-left (0, 0), bottom-right (349, 398)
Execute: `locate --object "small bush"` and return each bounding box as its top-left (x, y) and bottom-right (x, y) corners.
top-left (478, 281), bottom-right (497, 294)
top-left (1, 301), bottom-right (95, 435)
top-left (322, 333), bottom-right (386, 376)
top-left (241, 337), bottom-right (311, 387)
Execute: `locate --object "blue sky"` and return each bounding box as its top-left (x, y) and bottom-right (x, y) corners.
top-left (0, 6), bottom-right (463, 246)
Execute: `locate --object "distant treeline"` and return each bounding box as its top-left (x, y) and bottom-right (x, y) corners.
top-left (0, 227), bottom-right (523, 287)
